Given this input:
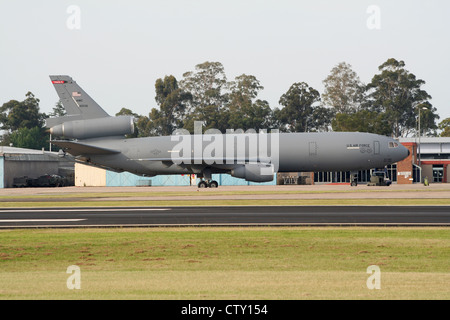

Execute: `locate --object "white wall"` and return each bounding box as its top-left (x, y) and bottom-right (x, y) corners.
top-left (75, 163), bottom-right (106, 186)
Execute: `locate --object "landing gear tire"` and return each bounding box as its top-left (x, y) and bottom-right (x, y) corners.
top-left (198, 181), bottom-right (208, 188)
top-left (351, 181), bottom-right (358, 187)
top-left (209, 180), bottom-right (218, 188)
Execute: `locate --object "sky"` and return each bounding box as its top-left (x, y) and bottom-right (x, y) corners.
top-left (1, 0), bottom-right (449, 122)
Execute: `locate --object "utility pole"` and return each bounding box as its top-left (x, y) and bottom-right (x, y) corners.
top-left (418, 106), bottom-right (427, 183)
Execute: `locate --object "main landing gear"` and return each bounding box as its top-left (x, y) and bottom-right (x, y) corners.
top-left (198, 180), bottom-right (219, 188)
top-left (196, 168), bottom-right (218, 188)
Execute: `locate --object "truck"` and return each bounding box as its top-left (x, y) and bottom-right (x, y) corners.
top-left (367, 169), bottom-right (392, 186)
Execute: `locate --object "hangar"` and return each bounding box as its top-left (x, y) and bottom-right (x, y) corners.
top-left (0, 146), bottom-right (74, 188)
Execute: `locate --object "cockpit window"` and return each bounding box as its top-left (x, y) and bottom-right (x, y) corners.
top-left (389, 142), bottom-right (399, 148)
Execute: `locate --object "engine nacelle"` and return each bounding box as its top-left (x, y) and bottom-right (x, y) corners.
top-left (49, 116), bottom-right (134, 139)
top-left (231, 163), bottom-right (275, 183)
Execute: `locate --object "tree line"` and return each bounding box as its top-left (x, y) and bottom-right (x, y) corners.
top-left (1, 58), bottom-right (449, 150)
top-left (123, 58), bottom-right (445, 138)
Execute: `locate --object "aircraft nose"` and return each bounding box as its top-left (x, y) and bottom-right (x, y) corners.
top-left (398, 144), bottom-right (409, 161)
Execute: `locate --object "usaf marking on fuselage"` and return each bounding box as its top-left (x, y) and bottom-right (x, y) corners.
top-left (47, 75), bottom-right (409, 188)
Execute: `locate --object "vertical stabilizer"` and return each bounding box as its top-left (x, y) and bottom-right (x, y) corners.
top-left (47, 75), bottom-right (109, 127)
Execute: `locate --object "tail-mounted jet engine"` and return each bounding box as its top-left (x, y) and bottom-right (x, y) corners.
top-left (49, 116), bottom-right (134, 140)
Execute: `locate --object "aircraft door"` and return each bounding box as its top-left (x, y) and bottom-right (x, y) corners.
top-left (374, 141), bottom-right (380, 155)
top-left (309, 142), bottom-right (317, 156)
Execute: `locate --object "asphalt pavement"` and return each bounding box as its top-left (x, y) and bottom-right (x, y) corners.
top-left (0, 206), bottom-right (449, 228)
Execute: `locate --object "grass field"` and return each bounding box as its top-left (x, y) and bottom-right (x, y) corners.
top-left (1, 227), bottom-right (449, 299)
top-left (1, 185), bottom-right (449, 207)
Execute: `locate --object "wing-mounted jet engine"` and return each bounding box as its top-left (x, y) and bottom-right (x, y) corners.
top-left (231, 163), bottom-right (275, 183)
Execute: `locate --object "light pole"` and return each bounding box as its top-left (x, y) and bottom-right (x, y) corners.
top-left (418, 106), bottom-right (428, 183)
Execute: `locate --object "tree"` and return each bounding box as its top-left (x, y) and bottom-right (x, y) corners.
top-left (9, 126), bottom-right (48, 150)
top-left (48, 101), bottom-right (67, 118)
top-left (149, 76), bottom-right (192, 136)
top-left (227, 74), bottom-right (274, 131)
top-left (179, 61), bottom-right (229, 133)
top-left (310, 106), bottom-right (335, 132)
top-left (132, 76), bottom-right (192, 137)
top-left (332, 110), bottom-right (392, 136)
top-left (135, 115), bottom-right (151, 137)
top-left (366, 58), bottom-right (438, 137)
top-left (417, 102), bottom-right (440, 137)
top-left (322, 62), bottom-right (365, 114)
top-left (0, 92), bottom-right (48, 150)
top-left (277, 82), bottom-right (321, 132)
top-left (115, 107), bottom-right (138, 118)
top-left (0, 92), bottom-right (45, 131)
top-left (438, 118), bottom-right (450, 137)
top-left (229, 74), bottom-right (263, 103)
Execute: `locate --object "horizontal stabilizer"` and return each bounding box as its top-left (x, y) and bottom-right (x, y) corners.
top-left (51, 140), bottom-right (120, 156)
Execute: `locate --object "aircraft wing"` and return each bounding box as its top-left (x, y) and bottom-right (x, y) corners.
top-left (132, 157), bottom-right (272, 164)
top-left (51, 140), bottom-right (120, 156)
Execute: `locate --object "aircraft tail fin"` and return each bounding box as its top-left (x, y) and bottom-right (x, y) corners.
top-left (47, 75), bottom-right (109, 127)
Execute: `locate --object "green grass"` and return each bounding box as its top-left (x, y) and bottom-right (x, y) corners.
top-left (1, 186), bottom-right (449, 207)
top-left (0, 227), bottom-right (448, 299)
top-left (1, 187), bottom-right (449, 200)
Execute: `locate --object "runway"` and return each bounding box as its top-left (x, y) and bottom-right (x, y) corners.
top-left (0, 206), bottom-right (449, 228)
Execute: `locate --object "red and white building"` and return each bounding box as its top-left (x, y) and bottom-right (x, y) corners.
top-left (398, 137), bottom-right (450, 184)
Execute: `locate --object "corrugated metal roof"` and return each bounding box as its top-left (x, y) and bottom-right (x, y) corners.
top-left (0, 146), bottom-right (61, 161)
top-left (0, 146), bottom-right (50, 155)
top-left (4, 154), bottom-right (59, 162)
top-left (399, 137), bottom-right (450, 154)
top-left (399, 137), bottom-right (450, 143)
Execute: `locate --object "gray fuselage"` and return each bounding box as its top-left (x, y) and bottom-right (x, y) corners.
top-left (80, 132), bottom-right (409, 178)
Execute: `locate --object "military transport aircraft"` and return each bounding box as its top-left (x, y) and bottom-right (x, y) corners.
top-left (47, 75), bottom-right (409, 188)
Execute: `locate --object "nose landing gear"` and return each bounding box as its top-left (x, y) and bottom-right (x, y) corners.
top-left (350, 172), bottom-right (358, 187)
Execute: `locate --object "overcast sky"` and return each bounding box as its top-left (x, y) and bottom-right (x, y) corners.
top-left (1, 0), bottom-right (449, 122)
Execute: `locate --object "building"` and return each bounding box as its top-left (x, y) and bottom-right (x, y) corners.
top-left (0, 146), bottom-right (74, 188)
top-left (398, 137), bottom-right (450, 184)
